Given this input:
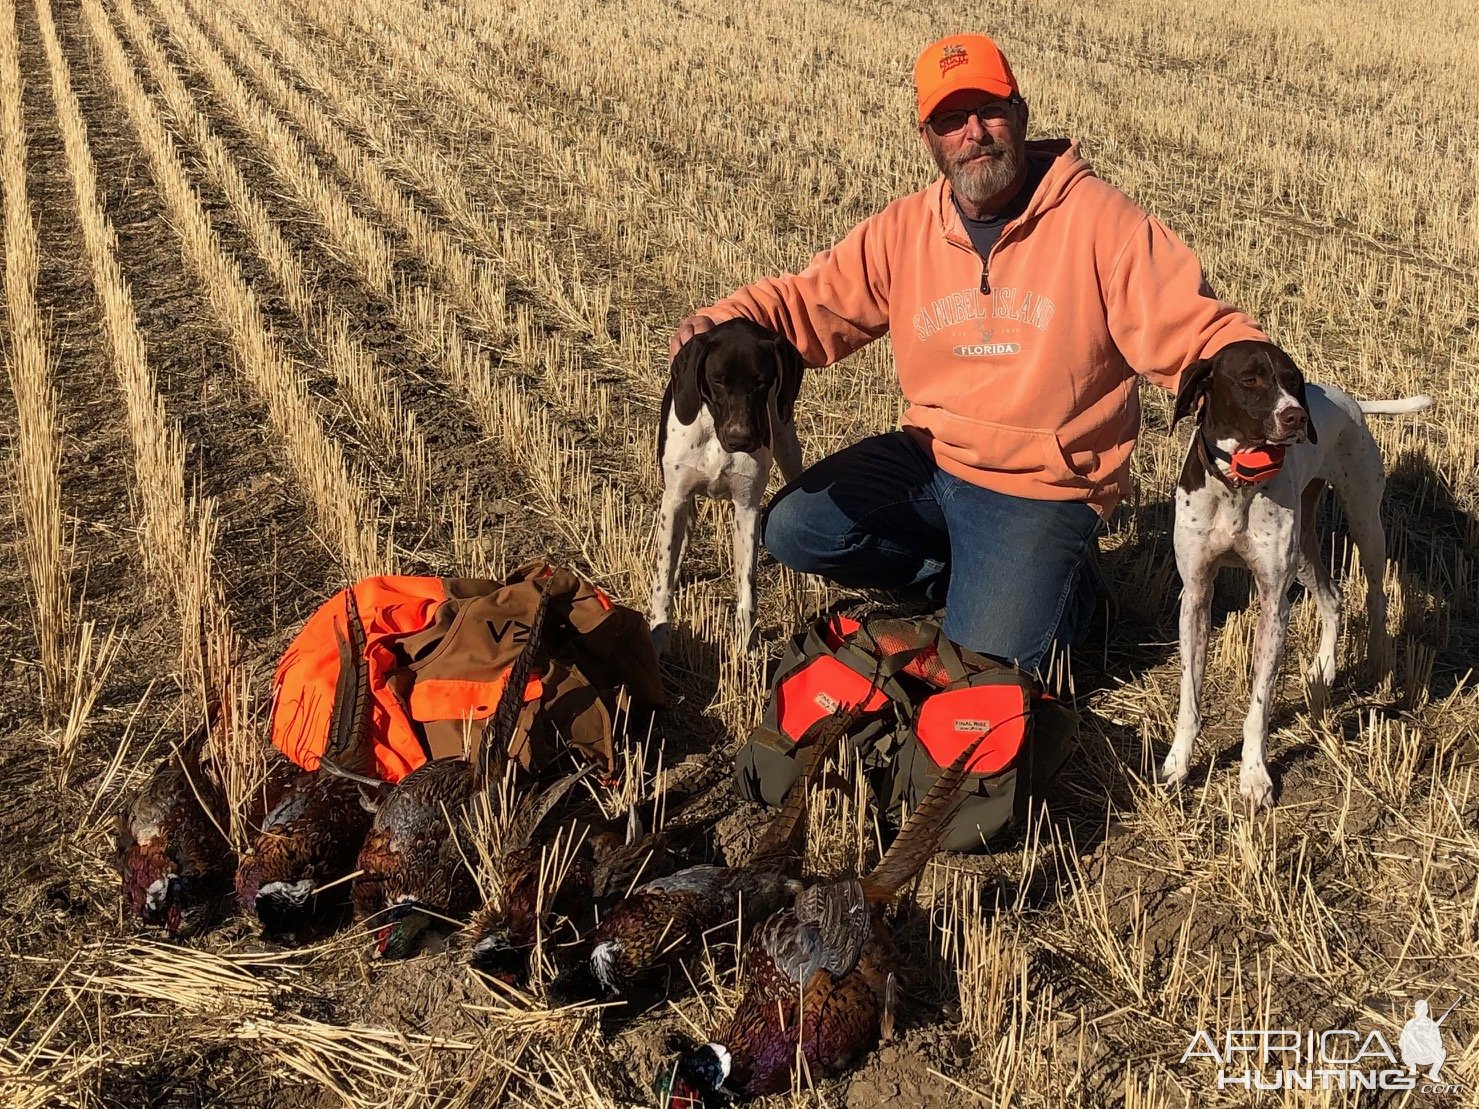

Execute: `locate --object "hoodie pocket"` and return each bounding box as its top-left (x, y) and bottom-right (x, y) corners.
top-left (923, 409), bottom-right (1083, 485)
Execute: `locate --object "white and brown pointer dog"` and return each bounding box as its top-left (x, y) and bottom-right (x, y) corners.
top-left (649, 319), bottom-right (805, 655)
top-left (1163, 339), bottom-right (1432, 806)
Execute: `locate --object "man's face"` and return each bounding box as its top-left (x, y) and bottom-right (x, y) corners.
top-left (921, 89), bottom-right (1028, 209)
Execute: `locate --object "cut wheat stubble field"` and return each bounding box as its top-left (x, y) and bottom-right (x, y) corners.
top-left (1, 0), bottom-right (1476, 1104)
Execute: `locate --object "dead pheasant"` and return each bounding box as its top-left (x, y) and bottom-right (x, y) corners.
top-left (116, 697), bottom-right (291, 938)
top-left (547, 690), bottom-right (872, 1006)
top-left (464, 765), bottom-right (599, 983)
top-left (116, 725), bottom-right (233, 938)
top-left (234, 769), bottom-right (373, 940)
top-left (654, 736), bottom-right (986, 1104)
top-left (469, 792), bottom-right (687, 985)
top-left (353, 582), bottom-right (552, 958)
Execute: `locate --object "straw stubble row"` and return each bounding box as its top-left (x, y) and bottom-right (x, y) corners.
top-left (35, 0), bottom-right (266, 830)
top-left (103, 0), bottom-right (431, 516)
top-left (184, 0), bottom-right (671, 512)
top-left (1, 0), bottom-right (68, 712)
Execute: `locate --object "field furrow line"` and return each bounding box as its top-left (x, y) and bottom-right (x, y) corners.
top-left (203, 0), bottom-right (655, 436)
top-left (36, 1), bottom-right (183, 593)
top-left (0, 0), bottom-right (68, 710)
top-left (78, 0), bottom-right (383, 581)
top-left (100, 0), bottom-right (431, 517)
top-left (269, 0), bottom-right (768, 360)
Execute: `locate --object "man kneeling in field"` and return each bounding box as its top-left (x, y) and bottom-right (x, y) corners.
top-left (670, 32), bottom-right (1268, 678)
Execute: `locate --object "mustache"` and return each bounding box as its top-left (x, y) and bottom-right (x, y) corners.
top-left (949, 140), bottom-right (1011, 168)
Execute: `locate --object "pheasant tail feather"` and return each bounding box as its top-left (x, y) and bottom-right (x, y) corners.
top-left (748, 699), bottom-right (862, 871)
top-left (863, 735), bottom-right (985, 898)
top-left (325, 588), bottom-right (374, 774)
top-left (479, 583), bottom-right (552, 788)
top-left (506, 764), bottom-right (596, 848)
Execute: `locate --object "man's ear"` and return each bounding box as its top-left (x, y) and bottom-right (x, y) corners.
top-left (669, 332), bottom-right (711, 426)
top-left (772, 338), bottom-right (804, 426)
top-left (1172, 358), bottom-right (1215, 428)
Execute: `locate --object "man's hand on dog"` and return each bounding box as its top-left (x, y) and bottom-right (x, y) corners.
top-left (669, 314), bottom-right (717, 361)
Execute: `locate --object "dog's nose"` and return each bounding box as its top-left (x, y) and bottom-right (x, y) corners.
top-left (719, 429), bottom-right (761, 453)
top-left (1276, 407), bottom-right (1308, 438)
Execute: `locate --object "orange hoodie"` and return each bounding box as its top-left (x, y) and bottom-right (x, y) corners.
top-left (699, 139), bottom-right (1267, 516)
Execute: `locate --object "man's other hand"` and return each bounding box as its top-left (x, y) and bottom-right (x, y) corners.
top-left (669, 314), bottom-right (717, 361)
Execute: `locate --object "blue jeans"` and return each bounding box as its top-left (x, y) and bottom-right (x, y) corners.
top-left (762, 431), bottom-right (1102, 675)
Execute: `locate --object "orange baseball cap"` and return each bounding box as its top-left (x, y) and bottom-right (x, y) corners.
top-left (914, 34), bottom-right (1018, 123)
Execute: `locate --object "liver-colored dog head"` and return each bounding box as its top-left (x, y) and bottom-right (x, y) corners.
top-left (1173, 340), bottom-right (1317, 448)
top-left (666, 319), bottom-right (804, 454)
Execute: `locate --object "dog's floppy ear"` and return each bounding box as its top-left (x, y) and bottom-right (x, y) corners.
top-left (1294, 376), bottom-right (1318, 444)
top-left (772, 337), bottom-right (804, 426)
top-left (668, 331), bottom-right (711, 426)
top-left (1172, 358), bottom-right (1215, 428)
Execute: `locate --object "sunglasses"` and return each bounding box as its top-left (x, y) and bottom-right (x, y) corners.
top-left (927, 96), bottom-right (1025, 135)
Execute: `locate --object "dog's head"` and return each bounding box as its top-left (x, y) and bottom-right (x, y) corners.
top-left (1172, 340), bottom-right (1316, 446)
top-left (667, 319), bottom-right (804, 454)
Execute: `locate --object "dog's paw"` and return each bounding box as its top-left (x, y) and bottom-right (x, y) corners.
top-left (1159, 752), bottom-right (1192, 788)
top-left (733, 610), bottom-right (758, 652)
top-left (741, 621), bottom-right (759, 652)
top-left (649, 623), bottom-right (672, 658)
top-left (1238, 762), bottom-right (1275, 809)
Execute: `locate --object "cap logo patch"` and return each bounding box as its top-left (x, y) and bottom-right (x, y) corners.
top-left (940, 43), bottom-right (968, 75)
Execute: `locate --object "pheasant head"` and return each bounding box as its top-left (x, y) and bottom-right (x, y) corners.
top-left (653, 1042), bottom-right (734, 1107)
top-left (374, 900), bottom-right (433, 959)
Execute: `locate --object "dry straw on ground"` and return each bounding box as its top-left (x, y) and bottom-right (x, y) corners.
top-left (1, 0), bottom-right (1476, 1104)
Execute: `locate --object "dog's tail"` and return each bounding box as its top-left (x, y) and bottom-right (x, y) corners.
top-left (1359, 395), bottom-right (1434, 416)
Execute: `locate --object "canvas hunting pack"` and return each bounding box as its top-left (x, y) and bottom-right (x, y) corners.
top-left (269, 560), bottom-right (664, 782)
top-left (736, 610), bottom-right (1078, 851)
